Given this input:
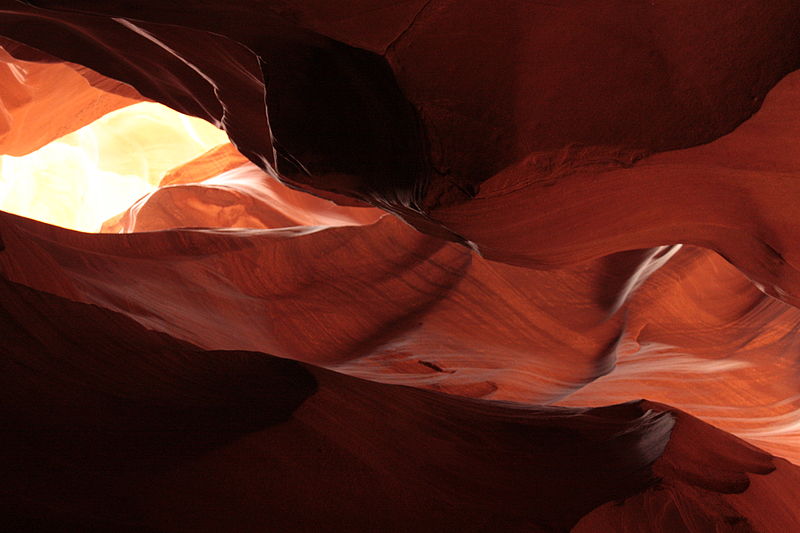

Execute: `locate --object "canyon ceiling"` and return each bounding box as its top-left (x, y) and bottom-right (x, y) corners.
top-left (1, 1), bottom-right (800, 531)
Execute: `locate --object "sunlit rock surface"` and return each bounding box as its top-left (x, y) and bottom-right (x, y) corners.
top-left (0, 100), bottom-right (230, 231)
top-left (2, 1), bottom-right (800, 531)
top-left (101, 146), bottom-right (383, 233)
top-left (0, 37), bottom-right (139, 156)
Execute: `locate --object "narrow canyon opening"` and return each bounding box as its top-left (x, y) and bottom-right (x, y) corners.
top-left (2, 4), bottom-right (800, 531)
top-left (0, 101), bottom-right (230, 232)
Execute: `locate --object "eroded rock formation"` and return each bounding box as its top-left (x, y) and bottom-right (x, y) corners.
top-left (2, 1), bottom-right (800, 531)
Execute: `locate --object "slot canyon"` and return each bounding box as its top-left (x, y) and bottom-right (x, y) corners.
top-left (1, 1), bottom-right (800, 531)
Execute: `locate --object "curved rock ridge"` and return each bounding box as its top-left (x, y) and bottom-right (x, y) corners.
top-left (2, 208), bottom-right (800, 466)
top-left (2, 1), bottom-right (800, 306)
top-left (101, 147), bottom-right (384, 233)
top-left (0, 2), bottom-right (276, 171)
top-left (573, 403), bottom-right (800, 533)
top-left (3, 271), bottom-right (800, 532)
top-left (1, 1), bottom-right (800, 531)
top-left (555, 246), bottom-right (800, 464)
top-left (0, 37), bottom-right (139, 156)
top-left (433, 69), bottom-right (800, 307)
top-left (15, 1), bottom-right (800, 197)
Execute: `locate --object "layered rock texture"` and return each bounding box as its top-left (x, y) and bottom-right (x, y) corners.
top-left (2, 1), bottom-right (800, 531)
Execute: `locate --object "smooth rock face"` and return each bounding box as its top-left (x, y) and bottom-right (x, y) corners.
top-left (0, 37), bottom-right (138, 156)
top-left (2, 1), bottom-right (800, 531)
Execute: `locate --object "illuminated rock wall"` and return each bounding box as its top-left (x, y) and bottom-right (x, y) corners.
top-left (1, 1), bottom-right (800, 531)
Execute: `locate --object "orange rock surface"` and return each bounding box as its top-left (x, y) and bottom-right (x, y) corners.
top-left (0, 38), bottom-right (139, 156)
top-left (2, 1), bottom-right (800, 531)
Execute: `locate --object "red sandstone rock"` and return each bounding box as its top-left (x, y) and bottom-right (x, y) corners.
top-left (4, 273), bottom-right (800, 532)
top-left (0, 37), bottom-right (139, 155)
top-left (2, 1), bottom-right (800, 531)
top-left (102, 149), bottom-right (383, 233)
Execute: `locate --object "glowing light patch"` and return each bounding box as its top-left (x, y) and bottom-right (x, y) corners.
top-left (0, 101), bottom-right (230, 232)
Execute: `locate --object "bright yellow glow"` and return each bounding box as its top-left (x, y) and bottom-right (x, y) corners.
top-left (0, 101), bottom-right (230, 232)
